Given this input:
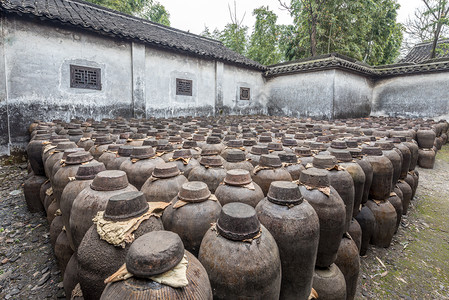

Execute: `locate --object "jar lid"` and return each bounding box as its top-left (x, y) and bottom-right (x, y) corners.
top-left (118, 145), bottom-right (134, 157)
top-left (182, 140), bottom-right (198, 149)
top-left (90, 170), bottom-right (129, 191)
top-left (243, 139), bottom-right (256, 146)
top-left (310, 142), bottom-right (326, 151)
top-left (142, 139), bottom-right (158, 147)
top-left (178, 181), bottom-right (211, 202)
top-left (206, 136), bottom-right (221, 144)
top-left (103, 191), bottom-right (149, 221)
top-left (216, 203), bottom-right (261, 241)
top-left (267, 143), bottom-right (283, 151)
top-left (172, 149), bottom-right (192, 159)
top-left (313, 155), bottom-right (337, 169)
top-left (126, 231), bottom-right (184, 277)
top-left (224, 169), bottom-right (252, 186)
top-left (199, 156), bottom-right (223, 167)
top-left (152, 163), bottom-right (180, 178)
top-left (225, 150), bottom-right (246, 162)
top-left (168, 136), bottom-right (183, 143)
top-left (55, 141), bottom-right (77, 151)
top-left (130, 146), bottom-right (155, 159)
top-left (156, 143), bottom-right (174, 152)
top-left (259, 154), bottom-right (282, 168)
top-left (267, 181), bottom-right (303, 206)
top-left (130, 133), bottom-right (147, 140)
top-left (62, 148), bottom-right (85, 159)
top-left (227, 139), bottom-right (243, 148)
top-left (278, 153), bottom-right (297, 164)
top-left (362, 146), bottom-right (383, 156)
top-left (375, 141), bottom-right (394, 150)
top-left (94, 135), bottom-right (112, 146)
top-left (282, 139), bottom-right (298, 147)
top-left (75, 161), bottom-right (106, 180)
top-left (345, 139), bottom-right (359, 148)
top-left (250, 145), bottom-right (269, 155)
top-left (330, 140), bottom-right (347, 149)
top-left (193, 134), bottom-right (205, 142)
top-left (329, 149), bottom-right (353, 162)
top-left (348, 148), bottom-right (362, 158)
top-left (107, 144), bottom-right (120, 152)
top-left (258, 136), bottom-right (272, 143)
top-left (300, 168), bottom-right (330, 188)
top-left (295, 146), bottom-right (312, 157)
top-left (65, 151), bottom-right (94, 165)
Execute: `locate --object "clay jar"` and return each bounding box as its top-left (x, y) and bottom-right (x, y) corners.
top-left (256, 181), bottom-right (319, 300)
top-left (348, 218), bottom-right (362, 252)
top-left (78, 192), bottom-right (163, 300)
top-left (100, 231), bottom-right (212, 300)
top-left (98, 144), bottom-right (120, 169)
top-left (44, 141), bottom-right (77, 178)
top-left (331, 149), bottom-right (366, 218)
top-left (201, 135), bottom-right (225, 156)
top-left (24, 174), bottom-right (47, 213)
top-left (418, 148), bottom-right (436, 169)
top-left (365, 198), bottom-right (397, 248)
top-left (162, 182), bottom-right (221, 256)
top-left (222, 149), bottom-right (254, 174)
top-left (141, 163), bottom-right (187, 203)
top-left (334, 234), bottom-right (360, 300)
top-left (60, 161), bottom-right (106, 250)
top-left (119, 146), bottom-right (164, 190)
top-left (312, 264), bottom-right (346, 300)
top-left (375, 141), bottom-right (402, 189)
top-left (215, 169), bottom-right (264, 208)
top-left (354, 205), bottom-right (376, 256)
top-left (107, 145), bottom-right (133, 170)
top-left (349, 148), bottom-right (373, 205)
top-left (298, 168), bottom-right (346, 267)
top-left (70, 170), bottom-right (138, 250)
top-left (396, 180), bottom-right (413, 215)
top-left (296, 146), bottom-right (314, 166)
top-left (50, 148), bottom-right (85, 184)
top-left (27, 133), bottom-right (51, 176)
top-left (88, 135), bottom-right (113, 159)
top-left (403, 139), bottom-right (419, 171)
top-left (278, 152), bottom-right (304, 181)
top-left (362, 146), bottom-right (394, 200)
top-left (52, 151), bottom-right (94, 204)
top-left (386, 192), bottom-right (403, 233)
top-left (221, 139), bottom-right (245, 160)
top-left (391, 138), bottom-right (411, 179)
top-left (247, 145), bottom-right (269, 167)
top-left (416, 128), bottom-right (436, 149)
top-left (313, 154), bottom-right (355, 232)
top-left (252, 154), bottom-right (292, 196)
top-left (199, 203), bottom-right (281, 299)
top-left (168, 149), bottom-right (200, 177)
top-left (188, 156), bottom-right (227, 193)
top-left (55, 230), bottom-right (73, 275)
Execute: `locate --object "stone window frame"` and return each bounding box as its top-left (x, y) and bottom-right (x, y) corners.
top-left (176, 78), bottom-right (193, 96)
top-left (240, 87), bottom-right (251, 100)
top-left (70, 65), bottom-right (102, 90)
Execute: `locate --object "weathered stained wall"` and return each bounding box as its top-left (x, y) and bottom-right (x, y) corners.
top-left (372, 73), bottom-right (449, 119)
top-left (266, 70), bottom-right (335, 119)
top-left (0, 16), bottom-right (133, 152)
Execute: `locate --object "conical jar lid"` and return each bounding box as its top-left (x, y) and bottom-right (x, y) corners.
top-left (152, 163), bottom-right (180, 178)
top-left (223, 169), bottom-right (252, 186)
top-left (103, 191), bottom-right (149, 221)
top-left (216, 203), bottom-right (260, 241)
top-left (75, 161), bottom-right (106, 180)
top-left (199, 156), bottom-right (223, 167)
top-left (278, 153), bottom-right (297, 164)
top-left (313, 155), bottom-right (337, 169)
top-left (172, 149), bottom-right (192, 159)
top-left (177, 181), bottom-right (211, 203)
top-left (90, 170), bottom-right (129, 191)
top-left (65, 151), bottom-right (93, 165)
top-left (130, 146), bottom-right (155, 159)
top-left (267, 181), bottom-right (303, 206)
top-left (329, 149), bottom-right (353, 162)
top-left (259, 154), bottom-right (282, 168)
top-left (362, 146), bottom-right (383, 156)
top-left (300, 168), bottom-right (330, 188)
top-left (225, 150), bottom-right (246, 163)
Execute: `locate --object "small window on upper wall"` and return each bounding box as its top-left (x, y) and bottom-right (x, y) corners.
top-left (240, 87), bottom-right (250, 100)
top-left (70, 65), bottom-right (101, 90)
top-left (176, 78), bottom-right (193, 96)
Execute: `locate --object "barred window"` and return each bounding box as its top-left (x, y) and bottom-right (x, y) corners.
top-left (176, 78), bottom-right (192, 96)
top-left (70, 65), bottom-right (101, 90)
top-left (240, 87), bottom-right (250, 100)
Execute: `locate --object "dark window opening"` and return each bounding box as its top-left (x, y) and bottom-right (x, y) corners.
top-left (70, 65), bottom-right (101, 90)
top-left (240, 87), bottom-right (250, 100)
top-left (176, 78), bottom-right (193, 96)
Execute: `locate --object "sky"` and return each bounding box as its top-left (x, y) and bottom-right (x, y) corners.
top-left (161, 0), bottom-right (425, 35)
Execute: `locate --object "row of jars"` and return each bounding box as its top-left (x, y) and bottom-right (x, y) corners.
top-left (23, 115), bottom-right (447, 300)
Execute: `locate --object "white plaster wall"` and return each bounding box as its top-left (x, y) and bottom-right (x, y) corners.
top-left (145, 47), bottom-right (216, 117)
top-left (372, 73), bottom-right (449, 119)
top-left (266, 70), bottom-right (335, 119)
top-left (334, 70), bottom-right (372, 119)
top-left (2, 17), bottom-right (133, 147)
top-left (222, 64), bottom-right (267, 115)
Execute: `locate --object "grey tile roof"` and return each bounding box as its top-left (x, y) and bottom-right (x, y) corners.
top-left (401, 39), bottom-right (449, 63)
top-left (0, 0), bottom-right (266, 71)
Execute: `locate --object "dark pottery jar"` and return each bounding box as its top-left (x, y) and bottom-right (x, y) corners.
top-left (362, 147), bottom-right (394, 200)
top-left (403, 139), bottom-right (419, 171)
top-left (78, 192), bottom-right (163, 300)
top-left (404, 173), bottom-right (416, 200)
top-left (199, 202), bottom-right (281, 299)
top-left (334, 234), bottom-right (360, 300)
top-left (50, 215), bottom-right (63, 249)
top-left (188, 156), bottom-right (227, 193)
top-left (256, 181), bottom-right (319, 300)
top-left (44, 141), bottom-right (77, 178)
top-left (222, 149), bottom-right (254, 174)
top-left (386, 192), bottom-right (403, 233)
top-left (416, 128), bottom-right (436, 149)
top-left (100, 231), bottom-right (212, 300)
top-left (312, 264), bottom-right (346, 300)
top-left (348, 218), bottom-right (362, 252)
top-left (313, 154), bottom-right (355, 232)
top-left (375, 141), bottom-right (402, 189)
top-left (252, 154), bottom-right (292, 196)
top-left (162, 182), bottom-right (221, 256)
top-left (119, 146), bottom-right (165, 189)
top-left (278, 152), bottom-right (304, 181)
top-left (397, 180), bottom-right (412, 215)
top-left (298, 168), bottom-right (346, 268)
top-left (27, 133), bottom-right (51, 176)
top-left (55, 230), bottom-right (74, 275)
top-left (215, 169), bottom-right (264, 208)
top-left (70, 170), bottom-right (138, 250)
top-left (88, 136), bottom-right (113, 160)
top-left (24, 174), bottom-right (47, 213)
top-left (418, 148), bottom-right (436, 169)
top-left (168, 149), bottom-right (200, 177)
top-left (98, 144), bottom-right (120, 170)
top-left (141, 163), bottom-right (187, 203)
top-left (60, 161), bottom-right (106, 250)
top-left (50, 148), bottom-right (85, 184)
top-left (247, 145), bottom-right (269, 167)
top-left (354, 205), bottom-right (376, 256)
top-left (63, 254), bottom-right (79, 299)
top-left (349, 148), bottom-right (373, 205)
top-left (366, 199), bottom-right (397, 248)
top-left (391, 138), bottom-right (411, 179)
top-left (107, 145), bottom-right (133, 170)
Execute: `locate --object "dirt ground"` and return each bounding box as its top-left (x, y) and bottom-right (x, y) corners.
top-left (0, 146), bottom-right (448, 299)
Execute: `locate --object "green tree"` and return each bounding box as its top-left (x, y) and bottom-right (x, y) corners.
top-left (247, 6), bottom-right (283, 65)
top-left (422, 0), bottom-right (449, 58)
top-left (138, 2), bottom-right (170, 26)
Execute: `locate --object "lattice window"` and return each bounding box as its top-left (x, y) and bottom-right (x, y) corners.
top-left (240, 87), bottom-right (250, 100)
top-left (176, 78), bottom-right (192, 96)
top-left (70, 65), bottom-right (101, 90)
